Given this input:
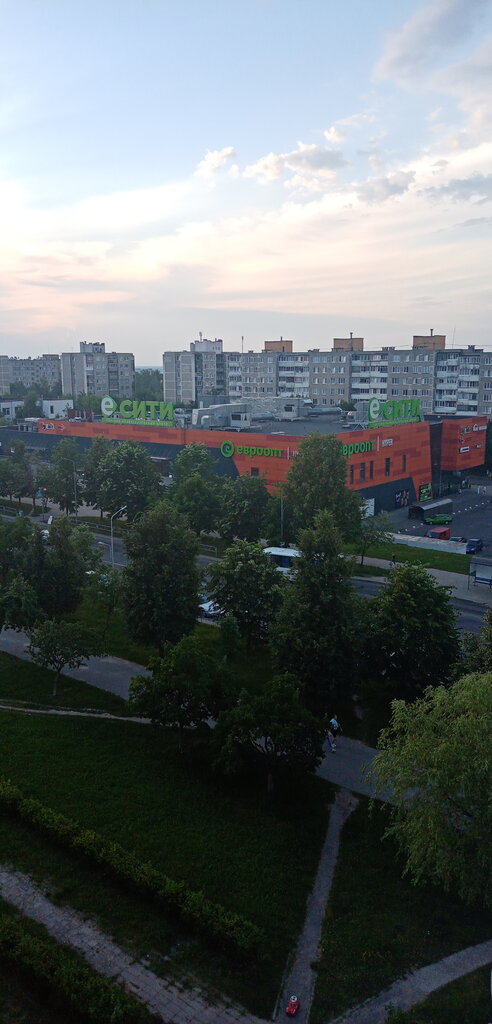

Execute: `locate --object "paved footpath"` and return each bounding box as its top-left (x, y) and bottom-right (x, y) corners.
top-left (0, 868), bottom-right (266, 1024)
top-left (330, 938), bottom-right (492, 1024)
top-left (0, 628), bottom-right (149, 699)
top-left (274, 789), bottom-right (358, 1024)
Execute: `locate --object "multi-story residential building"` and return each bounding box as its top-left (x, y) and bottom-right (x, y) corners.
top-left (61, 342), bottom-right (134, 399)
top-left (0, 354), bottom-right (61, 395)
top-left (162, 333), bottom-right (492, 417)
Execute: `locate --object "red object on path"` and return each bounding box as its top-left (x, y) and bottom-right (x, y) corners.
top-left (286, 995), bottom-right (300, 1016)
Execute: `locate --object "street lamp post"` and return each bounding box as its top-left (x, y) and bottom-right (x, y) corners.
top-left (110, 505), bottom-right (127, 569)
top-left (64, 459), bottom-right (79, 522)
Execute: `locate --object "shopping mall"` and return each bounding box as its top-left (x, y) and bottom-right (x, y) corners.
top-left (3, 394), bottom-right (486, 515)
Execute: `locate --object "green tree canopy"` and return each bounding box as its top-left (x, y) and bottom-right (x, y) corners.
top-left (42, 438), bottom-right (82, 515)
top-left (208, 540), bottom-right (283, 643)
top-left (173, 472), bottom-right (220, 535)
top-left (283, 433), bottom-right (362, 539)
top-left (37, 517), bottom-right (100, 616)
top-left (363, 563), bottom-right (460, 700)
top-left (0, 576), bottom-right (42, 634)
top-left (218, 475), bottom-right (270, 543)
top-left (27, 620), bottom-right (105, 696)
top-left (129, 634), bottom-right (228, 749)
top-left (171, 442), bottom-right (216, 485)
top-left (370, 672), bottom-right (492, 909)
top-left (98, 441), bottom-right (160, 521)
top-left (216, 674), bottom-right (325, 791)
top-left (272, 510), bottom-right (359, 704)
top-left (123, 500), bottom-right (199, 652)
top-left (134, 369), bottom-right (163, 402)
top-left (81, 436), bottom-right (113, 513)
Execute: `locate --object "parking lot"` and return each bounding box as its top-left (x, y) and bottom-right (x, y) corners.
top-left (388, 479), bottom-right (492, 556)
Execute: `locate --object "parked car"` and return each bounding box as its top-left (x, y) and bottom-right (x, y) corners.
top-left (466, 538), bottom-right (483, 554)
top-left (450, 536), bottom-right (467, 544)
top-left (198, 598), bottom-right (222, 619)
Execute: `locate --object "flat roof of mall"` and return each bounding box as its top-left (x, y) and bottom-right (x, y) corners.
top-left (246, 416), bottom-right (352, 437)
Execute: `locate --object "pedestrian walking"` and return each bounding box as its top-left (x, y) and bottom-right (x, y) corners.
top-left (327, 729), bottom-right (337, 752)
top-left (329, 715), bottom-right (342, 745)
top-left (389, 553), bottom-right (397, 569)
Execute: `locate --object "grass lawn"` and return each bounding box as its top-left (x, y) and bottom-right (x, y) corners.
top-left (0, 711), bottom-right (331, 1016)
top-left (0, 959), bottom-right (78, 1024)
top-left (352, 564), bottom-right (389, 578)
top-left (346, 541), bottom-right (470, 575)
top-left (0, 652), bottom-right (128, 715)
top-left (310, 799), bottom-right (492, 1023)
top-left (386, 967), bottom-right (492, 1023)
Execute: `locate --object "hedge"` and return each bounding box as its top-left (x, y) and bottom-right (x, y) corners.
top-left (0, 909), bottom-right (155, 1024)
top-left (0, 777), bottom-right (264, 957)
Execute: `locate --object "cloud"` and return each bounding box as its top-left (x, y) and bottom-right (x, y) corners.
top-left (194, 147), bottom-right (236, 179)
top-left (374, 0), bottom-right (490, 85)
top-left (243, 141), bottom-right (347, 188)
top-left (437, 35), bottom-right (492, 130)
top-left (456, 215), bottom-right (492, 226)
top-left (422, 173), bottom-right (492, 201)
top-left (357, 170), bottom-right (416, 203)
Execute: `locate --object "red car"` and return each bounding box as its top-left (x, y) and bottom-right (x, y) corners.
top-left (286, 995), bottom-right (300, 1016)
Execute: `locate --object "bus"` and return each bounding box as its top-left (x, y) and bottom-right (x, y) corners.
top-left (263, 547), bottom-right (300, 576)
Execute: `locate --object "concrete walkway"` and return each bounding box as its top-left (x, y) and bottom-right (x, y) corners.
top-left (0, 867), bottom-right (266, 1024)
top-left (274, 789), bottom-right (358, 1023)
top-left (363, 556), bottom-right (492, 607)
top-left (0, 628), bottom-right (149, 699)
top-left (330, 938), bottom-right (492, 1024)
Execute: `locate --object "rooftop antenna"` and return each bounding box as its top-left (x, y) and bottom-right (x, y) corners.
top-left (451, 326), bottom-right (456, 348)
top-left (241, 335), bottom-right (244, 353)
top-left (199, 331), bottom-right (202, 343)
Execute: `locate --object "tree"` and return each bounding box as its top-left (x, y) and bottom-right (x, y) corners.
top-left (208, 540), bottom-right (283, 643)
top-left (27, 620), bottom-right (105, 696)
top-left (370, 672), bottom-right (492, 910)
top-left (135, 369), bottom-right (163, 402)
top-left (356, 511), bottom-right (393, 566)
top-left (129, 635), bottom-right (228, 750)
top-left (19, 390), bottom-right (41, 418)
top-left (0, 576), bottom-right (42, 634)
top-left (272, 511), bottom-right (359, 704)
top-left (283, 433), bottom-right (362, 539)
top-left (218, 475), bottom-right (270, 543)
top-left (9, 441), bottom-right (36, 509)
top-left (173, 473), bottom-right (220, 535)
top-left (38, 517), bottom-right (100, 616)
top-left (43, 438), bottom-right (82, 514)
top-left (216, 674), bottom-right (325, 792)
top-left (0, 460), bottom-right (16, 502)
top-left (363, 563), bottom-right (460, 701)
top-left (81, 436), bottom-right (113, 515)
top-left (171, 442), bottom-right (216, 485)
top-left (98, 441), bottom-right (160, 521)
top-left (123, 500), bottom-right (199, 652)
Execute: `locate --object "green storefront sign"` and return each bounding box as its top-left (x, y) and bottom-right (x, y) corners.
top-left (101, 396), bottom-right (174, 425)
top-left (368, 396), bottom-right (421, 427)
top-left (220, 440), bottom-right (283, 459)
top-left (342, 440), bottom-right (375, 457)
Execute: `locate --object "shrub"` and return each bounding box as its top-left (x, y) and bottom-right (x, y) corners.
top-left (0, 910), bottom-right (154, 1023)
top-left (0, 776), bottom-right (264, 957)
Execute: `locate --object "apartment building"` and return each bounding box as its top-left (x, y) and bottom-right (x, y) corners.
top-left (0, 354), bottom-right (61, 395)
top-left (162, 333), bottom-right (492, 417)
top-left (61, 342), bottom-right (134, 399)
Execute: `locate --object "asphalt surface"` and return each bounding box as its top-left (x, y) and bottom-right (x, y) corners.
top-left (388, 481), bottom-right (492, 552)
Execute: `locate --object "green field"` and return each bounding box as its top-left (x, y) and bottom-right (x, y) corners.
top-left (384, 966), bottom-right (492, 1023)
top-left (348, 540), bottom-right (471, 575)
top-left (310, 799), bottom-right (492, 1023)
top-left (0, 652), bottom-right (128, 715)
top-left (0, 711), bottom-right (330, 1015)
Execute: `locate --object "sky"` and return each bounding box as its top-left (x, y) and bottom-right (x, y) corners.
top-left (1, 0), bottom-right (492, 363)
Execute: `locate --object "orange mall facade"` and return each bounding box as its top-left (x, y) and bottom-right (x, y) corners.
top-left (28, 413), bottom-right (487, 514)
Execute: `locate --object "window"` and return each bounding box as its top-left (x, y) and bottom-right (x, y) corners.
top-left (250, 467), bottom-right (259, 477)
top-left (359, 463), bottom-right (366, 482)
top-left (385, 457), bottom-right (391, 477)
top-left (349, 464), bottom-right (354, 484)
top-left (369, 460), bottom-right (374, 480)
top-left (402, 453), bottom-right (407, 472)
